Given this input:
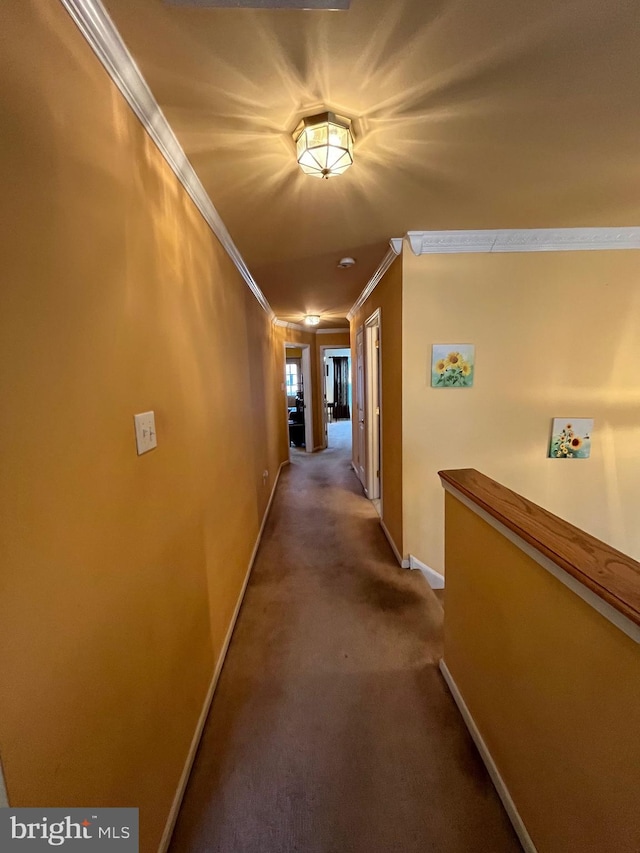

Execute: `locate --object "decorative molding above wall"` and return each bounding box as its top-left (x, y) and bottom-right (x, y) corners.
top-left (346, 238), bottom-right (402, 322)
top-left (274, 321), bottom-right (350, 334)
top-left (407, 228), bottom-right (640, 256)
top-left (60, 0), bottom-right (275, 320)
top-left (274, 319), bottom-right (308, 333)
top-left (54, 1), bottom-right (640, 327)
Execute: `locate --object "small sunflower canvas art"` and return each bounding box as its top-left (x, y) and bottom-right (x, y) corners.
top-left (548, 418), bottom-right (593, 459)
top-left (431, 345), bottom-right (475, 388)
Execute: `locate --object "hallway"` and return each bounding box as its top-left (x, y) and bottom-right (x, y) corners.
top-left (169, 438), bottom-right (521, 852)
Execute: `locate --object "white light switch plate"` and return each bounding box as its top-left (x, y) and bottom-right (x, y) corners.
top-left (134, 411), bottom-right (157, 455)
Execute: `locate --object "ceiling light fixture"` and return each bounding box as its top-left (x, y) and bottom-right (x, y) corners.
top-left (338, 257), bottom-right (356, 269)
top-left (294, 112), bottom-right (354, 179)
top-left (304, 314), bottom-right (321, 326)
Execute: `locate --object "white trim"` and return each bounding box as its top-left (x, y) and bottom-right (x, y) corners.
top-left (346, 238), bottom-right (402, 321)
top-left (318, 344), bottom-right (352, 450)
top-left (276, 321), bottom-right (351, 335)
top-left (442, 482), bottom-right (640, 644)
top-left (60, 0), bottom-right (274, 320)
top-left (380, 519), bottom-right (410, 568)
top-left (300, 346), bottom-right (314, 453)
top-left (318, 344), bottom-right (331, 449)
top-left (407, 227), bottom-right (640, 256)
top-left (408, 555), bottom-right (445, 589)
top-left (364, 309), bottom-right (381, 502)
top-left (159, 459), bottom-right (289, 852)
top-left (355, 326), bottom-right (366, 488)
top-left (439, 660), bottom-right (537, 853)
top-left (284, 342), bottom-right (314, 453)
top-left (274, 319), bottom-right (308, 332)
top-left (0, 759), bottom-right (8, 808)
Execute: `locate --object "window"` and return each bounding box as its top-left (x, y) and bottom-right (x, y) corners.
top-left (285, 361), bottom-right (301, 396)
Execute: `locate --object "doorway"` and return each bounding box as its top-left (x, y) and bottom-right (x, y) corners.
top-left (364, 310), bottom-right (381, 502)
top-left (354, 310), bottom-right (382, 505)
top-left (356, 327), bottom-right (366, 486)
top-left (285, 343), bottom-right (313, 453)
top-left (320, 346), bottom-right (352, 451)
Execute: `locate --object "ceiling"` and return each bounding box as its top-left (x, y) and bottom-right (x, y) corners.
top-left (102, 0), bottom-right (640, 327)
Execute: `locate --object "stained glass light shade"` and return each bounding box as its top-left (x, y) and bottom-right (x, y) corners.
top-left (295, 112), bottom-right (354, 179)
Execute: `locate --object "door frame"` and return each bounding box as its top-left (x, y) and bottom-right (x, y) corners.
top-left (318, 344), bottom-right (331, 450)
top-left (284, 342), bottom-right (314, 453)
top-left (318, 344), bottom-right (352, 449)
top-left (364, 309), bottom-right (382, 502)
top-left (355, 327), bottom-right (366, 487)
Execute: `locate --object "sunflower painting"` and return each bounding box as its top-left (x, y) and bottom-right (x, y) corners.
top-left (431, 344), bottom-right (475, 388)
top-left (548, 418), bottom-right (594, 459)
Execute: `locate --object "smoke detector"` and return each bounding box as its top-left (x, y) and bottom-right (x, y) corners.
top-left (337, 257), bottom-right (356, 269)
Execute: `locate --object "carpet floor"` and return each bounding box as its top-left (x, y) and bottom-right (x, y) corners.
top-left (169, 426), bottom-right (522, 852)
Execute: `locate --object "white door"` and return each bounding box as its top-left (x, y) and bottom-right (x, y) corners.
top-left (356, 328), bottom-right (366, 487)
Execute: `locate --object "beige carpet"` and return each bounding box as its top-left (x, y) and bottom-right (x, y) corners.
top-left (169, 430), bottom-right (521, 852)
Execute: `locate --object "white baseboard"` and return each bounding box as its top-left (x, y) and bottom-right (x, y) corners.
top-left (380, 520), bottom-right (410, 568)
top-left (158, 459), bottom-right (289, 852)
top-left (439, 660), bottom-right (537, 853)
top-left (408, 555), bottom-right (445, 589)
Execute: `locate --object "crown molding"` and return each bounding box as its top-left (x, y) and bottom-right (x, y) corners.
top-left (274, 319), bottom-right (309, 332)
top-left (407, 228), bottom-right (640, 256)
top-left (346, 238), bottom-right (402, 321)
top-left (60, 0), bottom-right (274, 320)
top-left (274, 320), bottom-right (350, 334)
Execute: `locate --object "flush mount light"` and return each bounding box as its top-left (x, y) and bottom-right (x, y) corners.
top-left (337, 257), bottom-right (356, 269)
top-left (294, 112), bottom-right (354, 179)
top-left (304, 315), bottom-right (321, 326)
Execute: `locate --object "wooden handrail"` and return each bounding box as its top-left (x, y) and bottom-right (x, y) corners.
top-left (439, 468), bottom-right (640, 628)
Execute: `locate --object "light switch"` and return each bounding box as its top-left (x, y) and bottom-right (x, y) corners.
top-left (134, 411), bottom-right (157, 455)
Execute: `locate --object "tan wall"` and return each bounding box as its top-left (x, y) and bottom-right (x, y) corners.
top-left (350, 258), bottom-right (403, 557)
top-left (403, 249), bottom-right (640, 572)
top-left (0, 4), bottom-right (286, 851)
top-left (443, 493), bottom-right (640, 852)
top-left (316, 332), bottom-right (350, 349)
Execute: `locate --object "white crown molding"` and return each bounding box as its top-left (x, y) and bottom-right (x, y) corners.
top-left (346, 238), bottom-right (402, 321)
top-left (60, 0), bottom-right (274, 320)
top-left (274, 319), bottom-right (309, 332)
top-left (407, 228), bottom-right (640, 256)
top-left (274, 320), bottom-right (349, 334)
